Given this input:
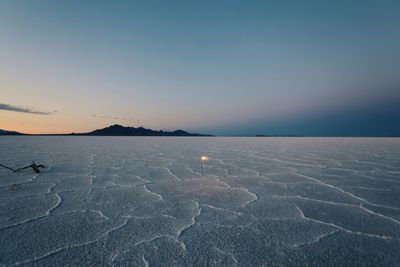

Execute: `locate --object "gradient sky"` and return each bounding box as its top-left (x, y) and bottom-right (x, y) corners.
top-left (1, 0), bottom-right (400, 135)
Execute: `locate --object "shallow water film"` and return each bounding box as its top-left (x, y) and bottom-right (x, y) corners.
top-left (1, 137), bottom-right (400, 266)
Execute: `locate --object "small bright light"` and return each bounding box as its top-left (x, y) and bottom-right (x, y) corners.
top-left (201, 156), bottom-right (209, 161)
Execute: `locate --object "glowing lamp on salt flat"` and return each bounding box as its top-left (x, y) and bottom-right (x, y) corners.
top-left (200, 155), bottom-right (209, 170)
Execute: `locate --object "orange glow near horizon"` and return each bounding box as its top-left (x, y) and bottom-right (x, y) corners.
top-left (0, 109), bottom-right (194, 135)
top-left (1, 110), bottom-right (122, 134)
top-left (0, 113), bottom-right (97, 134)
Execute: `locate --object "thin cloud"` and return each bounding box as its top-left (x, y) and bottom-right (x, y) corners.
top-left (0, 103), bottom-right (57, 115)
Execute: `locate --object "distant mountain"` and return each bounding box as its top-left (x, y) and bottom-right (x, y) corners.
top-left (0, 129), bottom-right (24, 135)
top-left (79, 124), bottom-right (212, 136)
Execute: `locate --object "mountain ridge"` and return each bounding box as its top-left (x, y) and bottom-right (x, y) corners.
top-left (78, 124), bottom-right (211, 136)
top-left (0, 129), bottom-right (24, 135)
top-left (0, 125), bottom-right (211, 136)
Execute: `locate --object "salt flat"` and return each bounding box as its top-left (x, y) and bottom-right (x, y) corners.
top-left (0, 136), bottom-right (399, 266)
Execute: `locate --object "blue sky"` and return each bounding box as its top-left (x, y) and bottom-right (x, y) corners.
top-left (1, 0), bottom-right (399, 135)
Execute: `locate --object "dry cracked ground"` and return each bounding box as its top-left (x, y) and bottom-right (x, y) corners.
top-left (0, 137), bottom-right (400, 266)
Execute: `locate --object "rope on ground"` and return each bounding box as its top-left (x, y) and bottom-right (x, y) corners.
top-left (0, 163), bottom-right (15, 171)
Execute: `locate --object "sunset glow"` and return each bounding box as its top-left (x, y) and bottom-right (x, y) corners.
top-left (1, 1), bottom-right (399, 136)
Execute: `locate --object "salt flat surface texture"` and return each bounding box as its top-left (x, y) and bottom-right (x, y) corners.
top-left (0, 136), bottom-right (400, 266)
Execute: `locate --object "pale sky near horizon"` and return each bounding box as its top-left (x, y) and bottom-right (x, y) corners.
top-left (1, 0), bottom-right (400, 135)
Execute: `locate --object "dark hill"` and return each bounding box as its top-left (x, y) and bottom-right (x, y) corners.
top-left (0, 129), bottom-right (24, 135)
top-left (80, 124), bottom-right (211, 136)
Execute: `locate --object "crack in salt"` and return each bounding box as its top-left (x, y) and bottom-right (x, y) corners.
top-left (143, 185), bottom-right (164, 201)
top-left (294, 203), bottom-right (399, 241)
top-left (164, 166), bottom-right (182, 182)
top-left (200, 204), bottom-right (244, 216)
top-left (0, 193), bottom-right (62, 231)
top-left (142, 255), bottom-right (149, 267)
top-left (293, 230), bottom-right (340, 248)
top-left (177, 202), bottom-right (201, 238)
top-left (213, 245), bottom-right (239, 265)
top-left (216, 179), bottom-right (258, 207)
top-left (293, 173), bottom-right (400, 223)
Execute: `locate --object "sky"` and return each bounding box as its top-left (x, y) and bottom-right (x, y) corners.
top-left (1, 0), bottom-right (399, 136)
